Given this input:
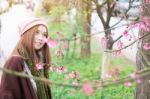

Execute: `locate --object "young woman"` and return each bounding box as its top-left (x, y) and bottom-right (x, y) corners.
top-left (0, 17), bottom-right (52, 99)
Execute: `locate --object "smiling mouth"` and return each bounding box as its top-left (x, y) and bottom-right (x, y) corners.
top-left (35, 42), bottom-right (42, 45)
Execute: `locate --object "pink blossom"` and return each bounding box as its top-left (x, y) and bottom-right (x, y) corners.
top-left (129, 23), bottom-right (139, 29)
top-left (138, 17), bottom-right (150, 32)
top-left (82, 82), bottom-right (94, 96)
top-left (36, 63), bottom-right (43, 70)
top-left (49, 66), bottom-right (56, 72)
top-left (126, 34), bottom-right (132, 41)
top-left (139, 24), bottom-right (149, 32)
top-left (117, 40), bottom-right (124, 49)
top-left (56, 66), bottom-right (67, 73)
top-left (74, 71), bottom-right (80, 79)
top-left (145, 0), bottom-right (150, 3)
top-left (136, 79), bottom-right (142, 84)
top-left (129, 17), bottom-right (150, 32)
top-left (130, 73), bottom-right (137, 79)
top-left (65, 71), bottom-right (77, 80)
top-left (143, 17), bottom-right (150, 26)
top-left (124, 81), bottom-right (132, 87)
top-left (68, 72), bottom-right (75, 79)
top-left (56, 68), bottom-right (62, 74)
top-left (105, 73), bottom-right (112, 79)
top-left (45, 38), bottom-right (57, 48)
top-left (55, 50), bottom-right (64, 57)
top-left (122, 30), bottom-right (132, 41)
top-left (143, 43), bottom-right (150, 50)
top-left (122, 30), bottom-right (128, 37)
top-left (60, 66), bottom-right (67, 72)
top-left (72, 80), bottom-right (78, 86)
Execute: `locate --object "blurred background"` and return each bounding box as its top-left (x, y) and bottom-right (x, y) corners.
top-left (0, 0), bottom-right (146, 98)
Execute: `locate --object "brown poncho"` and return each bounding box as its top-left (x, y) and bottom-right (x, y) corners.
top-left (0, 55), bottom-right (52, 99)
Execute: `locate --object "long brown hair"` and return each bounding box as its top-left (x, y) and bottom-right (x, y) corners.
top-left (13, 25), bottom-right (51, 70)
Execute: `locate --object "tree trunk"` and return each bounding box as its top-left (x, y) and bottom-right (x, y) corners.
top-left (101, 27), bottom-right (114, 79)
top-left (101, 51), bottom-right (111, 79)
top-left (135, 1), bottom-right (150, 98)
top-left (72, 34), bottom-right (77, 57)
top-left (94, 0), bottom-right (116, 79)
top-left (80, 36), bottom-right (91, 58)
top-left (79, 0), bottom-right (92, 58)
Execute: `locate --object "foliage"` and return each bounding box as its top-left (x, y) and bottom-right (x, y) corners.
top-left (49, 53), bottom-right (136, 98)
top-left (41, 0), bottom-right (51, 13)
top-left (98, 84), bottom-right (135, 99)
top-left (48, 9), bottom-right (85, 40)
top-left (34, 4), bottom-right (43, 17)
top-left (49, 5), bottom-right (66, 21)
top-left (48, 22), bottom-right (74, 39)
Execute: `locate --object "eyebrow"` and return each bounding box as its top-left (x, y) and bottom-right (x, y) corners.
top-left (37, 29), bottom-right (47, 34)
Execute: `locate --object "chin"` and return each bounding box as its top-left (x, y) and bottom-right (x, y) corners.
top-left (35, 47), bottom-right (42, 50)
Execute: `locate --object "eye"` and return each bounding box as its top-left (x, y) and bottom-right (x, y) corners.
top-left (36, 31), bottom-right (40, 34)
top-left (43, 33), bottom-right (47, 37)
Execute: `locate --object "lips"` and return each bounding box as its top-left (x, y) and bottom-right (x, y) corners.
top-left (35, 42), bottom-right (42, 45)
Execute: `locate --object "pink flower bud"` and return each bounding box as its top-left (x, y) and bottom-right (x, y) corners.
top-left (124, 81), bottom-right (132, 87)
top-left (36, 63), bottom-right (43, 70)
top-left (82, 82), bottom-right (94, 96)
top-left (143, 43), bottom-right (150, 50)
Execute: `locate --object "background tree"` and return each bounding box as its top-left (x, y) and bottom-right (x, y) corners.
top-left (91, 0), bottom-right (118, 79)
top-left (92, 0), bottom-right (136, 79)
top-left (136, 0), bottom-right (150, 98)
top-left (77, 0), bottom-right (92, 58)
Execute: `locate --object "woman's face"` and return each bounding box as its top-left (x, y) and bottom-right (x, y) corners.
top-left (34, 25), bottom-right (47, 50)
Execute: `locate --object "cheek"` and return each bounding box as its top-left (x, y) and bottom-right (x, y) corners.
top-left (42, 42), bottom-right (46, 46)
top-left (34, 35), bottom-right (38, 41)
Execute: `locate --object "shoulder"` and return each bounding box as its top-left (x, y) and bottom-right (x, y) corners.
top-left (4, 55), bottom-right (24, 71)
top-left (8, 55), bottom-right (24, 62)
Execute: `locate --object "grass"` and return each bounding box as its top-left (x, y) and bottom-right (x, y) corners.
top-left (49, 51), bottom-right (136, 99)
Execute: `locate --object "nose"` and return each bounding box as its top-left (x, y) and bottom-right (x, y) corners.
top-left (36, 33), bottom-right (44, 41)
top-left (38, 34), bottom-right (43, 39)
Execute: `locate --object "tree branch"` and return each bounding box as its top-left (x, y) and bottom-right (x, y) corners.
top-left (104, 32), bottom-right (150, 53)
top-left (1, 65), bottom-right (150, 89)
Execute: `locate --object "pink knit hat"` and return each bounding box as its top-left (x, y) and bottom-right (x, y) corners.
top-left (18, 17), bottom-right (48, 36)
